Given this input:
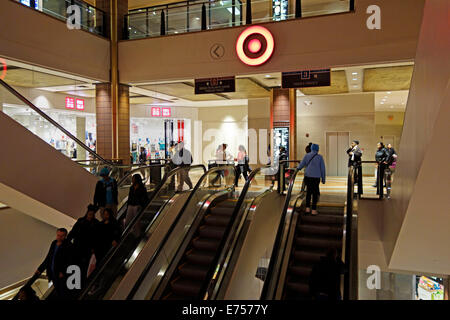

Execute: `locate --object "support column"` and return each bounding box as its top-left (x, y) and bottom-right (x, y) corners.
top-left (95, 83), bottom-right (113, 160)
top-left (76, 116), bottom-right (86, 161)
top-left (270, 88), bottom-right (297, 160)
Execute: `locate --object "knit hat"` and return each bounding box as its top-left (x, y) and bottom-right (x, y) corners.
top-left (311, 144), bottom-right (319, 152)
top-left (99, 167), bottom-right (110, 177)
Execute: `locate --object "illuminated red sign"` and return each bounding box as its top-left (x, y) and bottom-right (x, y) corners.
top-left (162, 107), bottom-right (171, 117)
top-left (0, 58), bottom-right (7, 81)
top-left (76, 99), bottom-right (85, 111)
top-left (151, 107), bottom-right (161, 117)
top-left (236, 26), bottom-right (274, 66)
top-left (65, 97), bottom-right (75, 109)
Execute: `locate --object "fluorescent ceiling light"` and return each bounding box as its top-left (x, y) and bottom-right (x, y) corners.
top-left (352, 72), bottom-right (358, 75)
top-left (387, 91), bottom-right (392, 94)
top-left (352, 78), bottom-right (357, 81)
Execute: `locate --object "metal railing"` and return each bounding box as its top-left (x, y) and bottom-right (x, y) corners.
top-left (13, 0), bottom-right (108, 37)
top-left (124, 0), bottom-right (354, 39)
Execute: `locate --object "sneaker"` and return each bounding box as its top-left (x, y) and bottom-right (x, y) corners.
top-left (311, 210), bottom-right (318, 215)
top-left (305, 207), bottom-right (311, 214)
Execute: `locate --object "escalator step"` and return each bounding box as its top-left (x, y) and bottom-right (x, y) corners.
top-left (218, 200), bottom-right (238, 208)
top-left (288, 266), bottom-right (312, 278)
top-left (209, 207), bottom-right (234, 216)
top-left (192, 238), bottom-right (221, 251)
top-left (295, 237), bottom-right (342, 250)
top-left (170, 278), bottom-right (202, 297)
top-left (178, 263), bottom-right (210, 281)
top-left (204, 214), bottom-right (231, 227)
top-left (199, 226), bottom-right (226, 239)
top-left (297, 224), bottom-right (343, 237)
top-left (186, 251), bottom-right (215, 266)
top-left (286, 282), bottom-right (310, 295)
top-left (292, 250), bottom-right (323, 264)
top-left (301, 215), bottom-right (343, 225)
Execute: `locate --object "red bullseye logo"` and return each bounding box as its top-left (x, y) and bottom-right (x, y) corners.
top-left (0, 58), bottom-right (7, 81)
top-left (236, 26), bottom-right (274, 66)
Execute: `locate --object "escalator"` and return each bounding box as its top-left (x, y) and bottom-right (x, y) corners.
top-left (261, 166), bottom-right (357, 300)
top-left (128, 165), bottom-right (278, 300)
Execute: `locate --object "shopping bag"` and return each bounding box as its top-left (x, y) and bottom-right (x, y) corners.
top-left (87, 253), bottom-right (96, 278)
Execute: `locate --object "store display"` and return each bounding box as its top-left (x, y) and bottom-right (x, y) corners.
top-left (415, 276), bottom-right (444, 300)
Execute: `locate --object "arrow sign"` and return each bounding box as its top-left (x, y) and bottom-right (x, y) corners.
top-left (210, 43), bottom-right (225, 60)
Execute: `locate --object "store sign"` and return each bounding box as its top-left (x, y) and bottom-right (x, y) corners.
top-left (282, 69), bottom-right (331, 88)
top-left (195, 76), bottom-right (235, 94)
top-left (76, 99), bottom-right (85, 111)
top-left (151, 107), bottom-right (161, 117)
top-left (236, 26), bottom-right (275, 66)
top-left (65, 97), bottom-right (75, 109)
top-left (162, 107), bottom-right (171, 117)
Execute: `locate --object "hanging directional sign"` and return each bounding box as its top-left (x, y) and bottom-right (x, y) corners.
top-left (282, 69), bottom-right (331, 88)
top-left (195, 76), bottom-right (235, 94)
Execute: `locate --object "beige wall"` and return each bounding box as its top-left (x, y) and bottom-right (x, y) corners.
top-left (197, 105), bottom-right (248, 164)
top-left (0, 1), bottom-right (110, 81)
top-left (248, 98), bottom-right (271, 166)
top-left (296, 93), bottom-right (376, 173)
top-left (0, 208), bottom-right (56, 289)
top-left (379, 0), bottom-right (450, 274)
top-left (119, 0), bottom-right (424, 83)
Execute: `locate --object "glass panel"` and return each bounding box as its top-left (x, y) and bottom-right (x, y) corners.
top-left (167, 5), bottom-right (188, 35)
top-left (209, 0), bottom-right (234, 30)
top-left (187, 3), bottom-right (204, 32)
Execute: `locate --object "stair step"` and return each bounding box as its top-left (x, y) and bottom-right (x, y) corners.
top-left (170, 278), bottom-right (202, 297)
top-left (295, 237), bottom-right (342, 250)
top-left (204, 214), bottom-right (231, 227)
top-left (301, 214), bottom-right (343, 225)
top-left (199, 226), bottom-right (226, 239)
top-left (192, 237), bottom-right (221, 251)
top-left (186, 251), bottom-right (215, 266)
top-left (297, 224), bottom-right (343, 237)
top-left (178, 263), bottom-right (210, 281)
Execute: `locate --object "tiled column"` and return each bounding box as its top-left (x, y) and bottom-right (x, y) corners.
top-left (95, 83), bottom-right (113, 160)
top-left (117, 85), bottom-right (130, 164)
top-left (76, 116), bottom-right (86, 161)
top-left (271, 88), bottom-right (297, 160)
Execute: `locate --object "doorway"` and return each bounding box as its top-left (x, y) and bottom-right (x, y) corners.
top-left (326, 132), bottom-right (350, 176)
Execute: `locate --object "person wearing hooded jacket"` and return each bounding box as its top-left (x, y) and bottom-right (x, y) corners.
top-left (297, 144), bottom-right (326, 215)
top-left (94, 167), bottom-right (119, 218)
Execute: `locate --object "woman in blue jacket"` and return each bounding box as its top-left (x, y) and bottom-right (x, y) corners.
top-left (297, 144), bottom-right (326, 215)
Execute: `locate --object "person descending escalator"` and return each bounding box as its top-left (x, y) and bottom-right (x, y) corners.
top-left (297, 144), bottom-right (326, 215)
top-left (93, 167), bottom-right (119, 219)
top-left (94, 208), bottom-right (121, 264)
top-left (67, 204), bottom-right (99, 289)
top-left (124, 174), bottom-right (149, 228)
top-left (309, 248), bottom-right (345, 301)
top-left (171, 141), bottom-right (193, 192)
top-left (35, 228), bottom-right (73, 299)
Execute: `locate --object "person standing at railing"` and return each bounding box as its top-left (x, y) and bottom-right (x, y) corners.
top-left (347, 140), bottom-right (363, 195)
top-left (172, 141), bottom-right (193, 192)
top-left (373, 142), bottom-right (389, 193)
top-left (94, 167), bottom-right (119, 219)
top-left (385, 143), bottom-right (398, 199)
top-left (297, 144), bottom-right (326, 215)
top-left (235, 145), bottom-right (250, 186)
top-left (35, 228), bottom-right (73, 299)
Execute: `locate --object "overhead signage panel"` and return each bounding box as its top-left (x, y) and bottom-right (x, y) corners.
top-left (282, 69), bottom-right (331, 88)
top-left (195, 76), bottom-right (235, 94)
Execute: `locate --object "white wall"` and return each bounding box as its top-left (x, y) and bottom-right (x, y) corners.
top-left (0, 208), bottom-right (56, 289)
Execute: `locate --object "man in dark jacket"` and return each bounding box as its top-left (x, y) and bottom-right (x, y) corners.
top-left (67, 204), bottom-right (99, 288)
top-left (35, 228), bottom-right (73, 299)
top-left (309, 248), bottom-right (345, 300)
top-left (94, 167), bottom-right (119, 218)
top-left (347, 140), bottom-right (363, 195)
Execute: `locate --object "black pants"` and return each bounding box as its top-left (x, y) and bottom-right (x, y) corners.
top-left (305, 176), bottom-right (320, 210)
top-left (235, 165), bottom-right (248, 186)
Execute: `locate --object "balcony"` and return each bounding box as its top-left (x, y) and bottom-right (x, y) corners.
top-left (14, 0), bottom-right (107, 37)
top-left (124, 0), bottom-right (354, 40)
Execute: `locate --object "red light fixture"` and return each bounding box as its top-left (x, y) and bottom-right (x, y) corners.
top-left (236, 26), bottom-right (275, 66)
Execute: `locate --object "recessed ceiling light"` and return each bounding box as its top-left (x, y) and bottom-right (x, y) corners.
top-left (352, 78), bottom-right (357, 81)
top-left (195, 17), bottom-right (200, 20)
top-left (380, 102), bottom-right (384, 104)
top-left (352, 72), bottom-right (357, 75)
top-left (387, 91), bottom-right (392, 94)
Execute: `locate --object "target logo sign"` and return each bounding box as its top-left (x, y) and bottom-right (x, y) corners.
top-left (0, 58), bottom-right (7, 81)
top-left (236, 26), bottom-right (274, 66)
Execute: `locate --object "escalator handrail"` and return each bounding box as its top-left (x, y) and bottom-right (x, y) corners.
top-left (343, 166), bottom-right (355, 300)
top-left (78, 164), bottom-right (206, 299)
top-left (0, 78), bottom-right (114, 167)
top-left (127, 165), bottom-right (236, 299)
top-left (260, 167), bottom-right (304, 299)
top-left (203, 165), bottom-right (272, 299)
